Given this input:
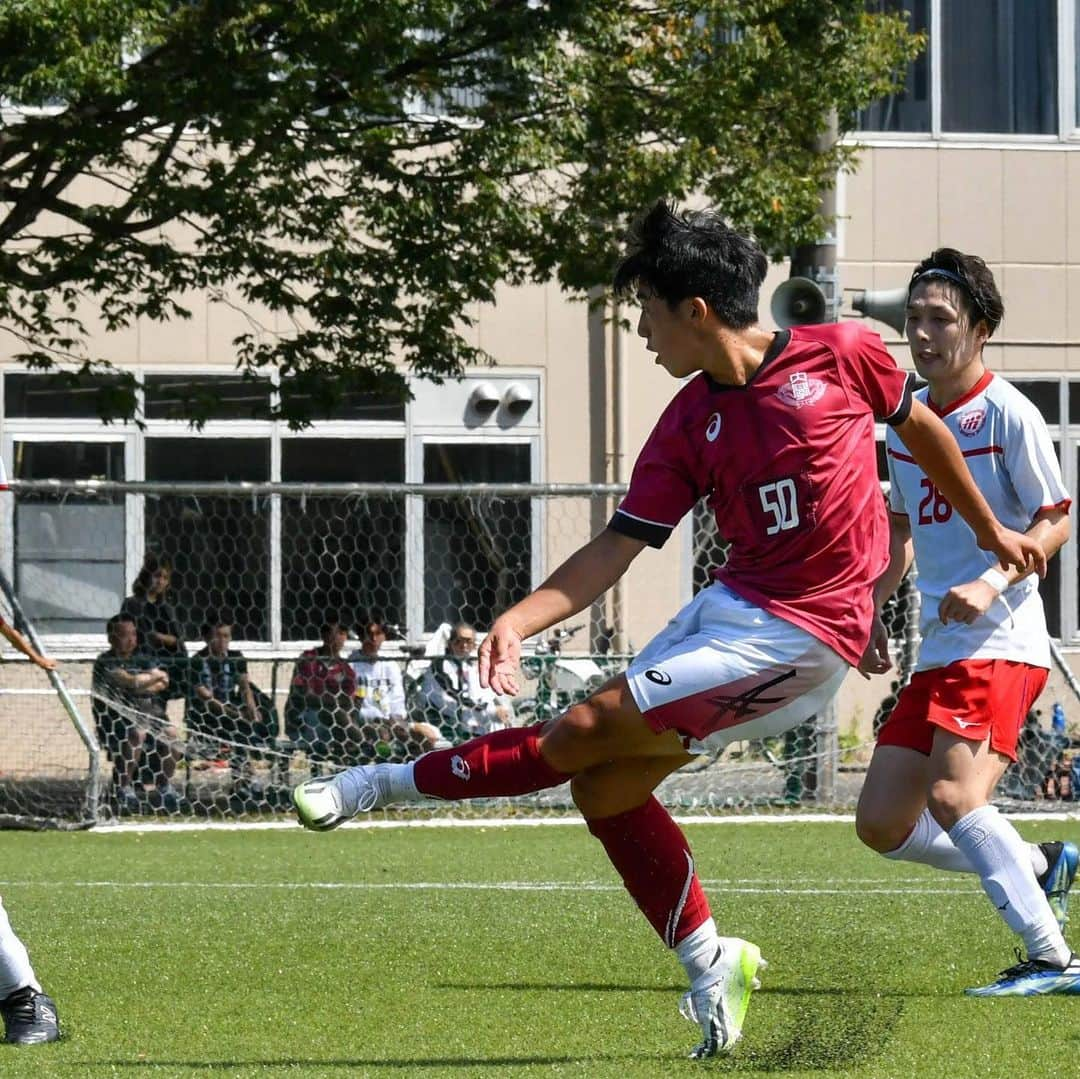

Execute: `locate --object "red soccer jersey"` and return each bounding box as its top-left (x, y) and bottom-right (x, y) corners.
top-left (610, 323), bottom-right (913, 665)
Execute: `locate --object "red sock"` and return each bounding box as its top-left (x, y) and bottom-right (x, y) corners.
top-left (587, 796), bottom-right (711, 947)
top-left (413, 723), bottom-right (570, 800)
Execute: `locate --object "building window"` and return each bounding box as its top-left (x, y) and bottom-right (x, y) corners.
top-left (144, 374), bottom-right (273, 421)
top-left (942, 0), bottom-right (1057, 134)
top-left (859, 0), bottom-right (931, 132)
top-left (5, 373), bottom-right (128, 419)
top-left (3, 370), bottom-right (540, 647)
top-left (280, 439), bottom-right (406, 640)
top-left (144, 438), bottom-right (272, 641)
top-left (859, 0), bottom-right (1069, 137)
top-left (422, 442), bottom-right (531, 632)
top-left (11, 441), bottom-right (126, 634)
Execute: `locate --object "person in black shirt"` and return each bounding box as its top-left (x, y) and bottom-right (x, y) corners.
top-left (121, 553), bottom-right (188, 696)
top-left (189, 612), bottom-right (274, 799)
top-left (91, 613), bottom-right (182, 812)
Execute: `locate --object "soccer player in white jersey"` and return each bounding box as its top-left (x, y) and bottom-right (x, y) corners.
top-left (294, 204), bottom-right (1046, 1056)
top-left (856, 248), bottom-right (1078, 996)
top-left (0, 460), bottom-right (61, 1044)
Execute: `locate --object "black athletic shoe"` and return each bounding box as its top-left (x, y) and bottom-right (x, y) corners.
top-left (0, 986), bottom-right (59, 1044)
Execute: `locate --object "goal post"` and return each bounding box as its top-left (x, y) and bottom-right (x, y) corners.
top-left (0, 565), bottom-right (101, 829)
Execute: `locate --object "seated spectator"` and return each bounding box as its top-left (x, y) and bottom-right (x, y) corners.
top-left (420, 621), bottom-right (513, 742)
top-left (121, 552), bottom-right (189, 698)
top-left (349, 616), bottom-right (443, 760)
top-left (284, 612), bottom-right (361, 764)
top-left (189, 612), bottom-right (276, 801)
top-left (91, 613), bottom-right (183, 813)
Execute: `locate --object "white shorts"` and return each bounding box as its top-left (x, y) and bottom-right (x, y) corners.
top-left (625, 582), bottom-right (848, 755)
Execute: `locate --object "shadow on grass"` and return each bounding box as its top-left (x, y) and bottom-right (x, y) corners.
top-left (72, 1057), bottom-right (667, 1071)
top-left (435, 981), bottom-right (681, 993)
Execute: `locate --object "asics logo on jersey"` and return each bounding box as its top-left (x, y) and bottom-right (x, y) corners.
top-left (645, 668), bottom-right (672, 686)
top-left (706, 413), bottom-right (722, 442)
top-left (958, 408), bottom-right (987, 436)
top-left (707, 668), bottom-right (797, 722)
top-left (776, 373), bottom-right (827, 409)
top-left (451, 755), bottom-right (470, 781)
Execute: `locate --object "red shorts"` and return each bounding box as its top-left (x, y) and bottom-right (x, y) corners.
top-left (877, 658), bottom-right (1048, 762)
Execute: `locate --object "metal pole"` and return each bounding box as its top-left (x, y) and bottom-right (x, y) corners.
top-left (0, 568), bottom-right (101, 823)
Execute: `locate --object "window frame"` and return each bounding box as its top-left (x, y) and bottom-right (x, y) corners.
top-left (1, 364), bottom-right (543, 654)
top-left (856, 0), bottom-right (1080, 144)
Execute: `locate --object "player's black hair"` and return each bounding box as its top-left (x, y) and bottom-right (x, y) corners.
top-left (200, 610), bottom-right (234, 637)
top-left (319, 610), bottom-right (350, 636)
top-left (908, 248), bottom-right (1004, 338)
top-left (613, 200), bottom-right (768, 329)
top-left (106, 612), bottom-right (136, 635)
top-left (131, 552), bottom-right (174, 597)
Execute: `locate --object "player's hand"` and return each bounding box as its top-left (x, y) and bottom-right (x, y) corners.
top-left (478, 619), bottom-right (523, 697)
top-left (31, 654), bottom-right (57, 672)
top-left (938, 580), bottom-right (998, 625)
top-left (856, 615), bottom-right (891, 679)
top-left (979, 526), bottom-right (1046, 578)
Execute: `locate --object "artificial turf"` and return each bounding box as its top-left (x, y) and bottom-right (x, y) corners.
top-left (0, 816), bottom-right (1076, 1078)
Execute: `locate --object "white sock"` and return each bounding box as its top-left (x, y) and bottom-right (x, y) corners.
top-left (338, 761), bottom-right (420, 812)
top-left (948, 805), bottom-right (1071, 967)
top-left (675, 918), bottom-right (721, 989)
top-left (885, 808), bottom-right (1048, 880)
top-left (885, 808), bottom-right (974, 872)
top-left (0, 897), bottom-right (39, 999)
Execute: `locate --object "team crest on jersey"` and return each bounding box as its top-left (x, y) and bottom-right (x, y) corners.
top-left (776, 372), bottom-right (827, 409)
top-left (957, 408), bottom-right (986, 436)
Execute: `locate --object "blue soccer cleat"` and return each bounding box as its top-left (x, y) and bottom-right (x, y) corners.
top-left (965, 951), bottom-right (1080, 997)
top-left (1037, 841), bottom-right (1079, 930)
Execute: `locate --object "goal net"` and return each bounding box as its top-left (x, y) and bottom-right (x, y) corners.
top-left (0, 478), bottom-right (1074, 825)
top-left (0, 566), bottom-right (100, 828)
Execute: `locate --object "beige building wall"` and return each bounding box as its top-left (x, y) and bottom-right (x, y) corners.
top-left (4, 141), bottom-right (1079, 745)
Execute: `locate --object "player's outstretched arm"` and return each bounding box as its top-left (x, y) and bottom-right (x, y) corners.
top-left (858, 513), bottom-right (913, 678)
top-left (479, 528), bottom-right (647, 696)
top-left (0, 618), bottom-right (57, 671)
top-left (894, 399), bottom-right (1047, 577)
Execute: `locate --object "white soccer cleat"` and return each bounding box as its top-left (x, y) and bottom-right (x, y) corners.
top-left (292, 764), bottom-right (393, 831)
top-left (679, 938), bottom-right (766, 1059)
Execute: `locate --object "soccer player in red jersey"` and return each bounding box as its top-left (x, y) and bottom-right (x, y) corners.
top-left (856, 249), bottom-right (1078, 997)
top-left (294, 203), bottom-right (1045, 1056)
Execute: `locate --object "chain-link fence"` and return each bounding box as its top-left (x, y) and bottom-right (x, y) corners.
top-left (0, 479), bottom-right (1074, 826)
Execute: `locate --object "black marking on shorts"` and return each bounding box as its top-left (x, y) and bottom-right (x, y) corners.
top-left (706, 667), bottom-right (798, 723)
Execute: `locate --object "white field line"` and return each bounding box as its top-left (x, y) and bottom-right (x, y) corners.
top-left (0, 878), bottom-right (980, 896)
top-left (87, 810), bottom-right (1080, 836)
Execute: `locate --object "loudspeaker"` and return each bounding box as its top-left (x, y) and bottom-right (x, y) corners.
top-left (850, 286), bottom-right (908, 335)
top-left (770, 276), bottom-right (828, 328)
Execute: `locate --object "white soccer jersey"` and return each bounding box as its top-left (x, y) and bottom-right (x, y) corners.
top-left (886, 371), bottom-right (1070, 671)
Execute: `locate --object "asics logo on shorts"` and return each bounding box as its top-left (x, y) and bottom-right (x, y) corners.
top-left (706, 413), bottom-right (722, 442)
top-left (645, 669), bottom-right (672, 686)
top-left (451, 755), bottom-right (470, 781)
top-left (707, 667), bottom-right (797, 722)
